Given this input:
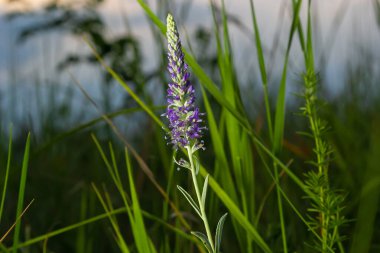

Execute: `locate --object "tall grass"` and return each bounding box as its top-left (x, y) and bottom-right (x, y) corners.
top-left (0, 0), bottom-right (379, 252)
top-left (0, 128), bottom-right (32, 252)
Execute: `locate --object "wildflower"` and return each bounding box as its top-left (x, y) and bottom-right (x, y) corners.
top-left (163, 14), bottom-right (227, 253)
top-left (164, 14), bottom-right (205, 149)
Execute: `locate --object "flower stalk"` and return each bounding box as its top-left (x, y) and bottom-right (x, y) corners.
top-left (187, 146), bottom-right (215, 252)
top-left (163, 13), bottom-right (227, 253)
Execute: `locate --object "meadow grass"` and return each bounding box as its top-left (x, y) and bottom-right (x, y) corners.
top-left (0, 0), bottom-right (379, 252)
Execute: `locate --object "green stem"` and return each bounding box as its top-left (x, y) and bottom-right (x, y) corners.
top-left (274, 162), bottom-right (288, 253)
top-left (305, 93), bottom-right (328, 251)
top-left (187, 146), bottom-right (215, 252)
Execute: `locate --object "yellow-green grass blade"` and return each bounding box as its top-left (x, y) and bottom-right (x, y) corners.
top-left (273, 0), bottom-right (303, 153)
top-left (240, 132), bottom-right (256, 253)
top-left (12, 133), bottom-right (31, 253)
top-left (125, 149), bottom-right (157, 253)
top-left (76, 190), bottom-right (88, 253)
top-left (109, 143), bottom-right (123, 187)
top-left (91, 135), bottom-right (119, 187)
top-left (293, 0), bottom-right (307, 65)
top-left (0, 126), bottom-right (13, 223)
top-left (306, 0), bottom-right (315, 71)
top-left (92, 184), bottom-right (130, 253)
top-left (249, 0), bottom-right (273, 142)
top-left (201, 87), bottom-right (238, 203)
top-left (240, 132), bottom-right (255, 218)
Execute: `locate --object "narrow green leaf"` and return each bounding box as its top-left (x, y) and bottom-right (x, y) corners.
top-left (0, 126), bottom-right (13, 223)
top-left (201, 87), bottom-right (237, 202)
top-left (201, 175), bottom-right (209, 209)
top-left (273, 0), bottom-right (303, 153)
top-left (91, 135), bottom-right (119, 186)
top-left (92, 184), bottom-right (130, 253)
top-left (177, 185), bottom-right (201, 218)
top-left (125, 149), bottom-right (157, 253)
top-left (75, 190), bottom-right (87, 253)
top-left (249, 0), bottom-right (273, 141)
top-left (191, 231), bottom-right (213, 253)
top-left (12, 133), bottom-right (31, 253)
top-left (215, 213), bottom-right (228, 253)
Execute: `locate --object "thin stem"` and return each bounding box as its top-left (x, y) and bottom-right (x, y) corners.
top-left (186, 146), bottom-right (215, 252)
top-left (305, 88), bottom-right (328, 251)
top-left (273, 162), bottom-right (288, 253)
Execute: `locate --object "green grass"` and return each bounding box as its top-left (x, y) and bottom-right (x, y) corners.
top-left (0, 0), bottom-right (379, 252)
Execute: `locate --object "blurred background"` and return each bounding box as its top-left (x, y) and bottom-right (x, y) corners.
top-left (0, 0), bottom-right (380, 252)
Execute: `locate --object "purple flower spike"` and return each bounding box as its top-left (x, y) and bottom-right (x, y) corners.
top-left (164, 14), bottom-right (205, 150)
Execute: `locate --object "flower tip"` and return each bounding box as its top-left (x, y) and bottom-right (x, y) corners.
top-left (167, 13), bottom-right (174, 26)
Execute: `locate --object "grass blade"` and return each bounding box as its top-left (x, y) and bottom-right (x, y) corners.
top-left (273, 0), bottom-right (303, 152)
top-left (125, 148), bottom-right (157, 253)
top-left (92, 184), bottom-right (130, 253)
top-left (12, 133), bottom-right (31, 253)
top-left (249, 0), bottom-right (273, 141)
top-left (0, 126), bottom-right (13, 223)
